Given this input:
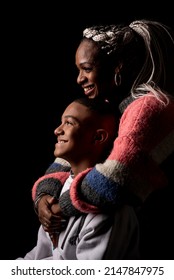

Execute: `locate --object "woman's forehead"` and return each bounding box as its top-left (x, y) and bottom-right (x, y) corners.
top-left (76, 39), bottom-right (99, 59)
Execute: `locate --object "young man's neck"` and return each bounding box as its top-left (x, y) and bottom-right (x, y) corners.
top-left (70, 159), bottom-right (96, 178)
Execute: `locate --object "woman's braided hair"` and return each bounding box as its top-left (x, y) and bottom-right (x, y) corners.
top-left (83, 20), bottom-right (174, 100)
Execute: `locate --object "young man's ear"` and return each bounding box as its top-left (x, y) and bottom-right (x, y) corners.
top-left (94, 129), bottom-right (108, 144)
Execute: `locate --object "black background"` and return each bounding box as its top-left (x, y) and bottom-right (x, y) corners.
top-left (2, 3), bottom-right (174, 259)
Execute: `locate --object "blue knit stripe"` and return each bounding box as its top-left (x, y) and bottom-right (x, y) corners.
top-left (46, 162), bottom-right (71, 174)
top-left (82, 167), bottom-right (121, 207)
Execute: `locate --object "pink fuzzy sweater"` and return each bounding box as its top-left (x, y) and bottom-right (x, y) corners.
top-left (32, 93), bottom-right (174, 216)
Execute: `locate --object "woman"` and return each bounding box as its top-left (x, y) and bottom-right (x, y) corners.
top-left (32, 20), bottom-right (174, 258)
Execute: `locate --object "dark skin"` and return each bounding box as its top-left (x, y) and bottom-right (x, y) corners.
top-left (37, 39), bottom-right (121, 234)
top-left (37, 196), bottom-right (61, 232)
top-left (41, 98), bottom-right (115, 248)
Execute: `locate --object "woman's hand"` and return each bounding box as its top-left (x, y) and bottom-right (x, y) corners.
top-left (37, 195), bottom-right (64, 233)
top-left (37, 195), bottom-right (68, 248)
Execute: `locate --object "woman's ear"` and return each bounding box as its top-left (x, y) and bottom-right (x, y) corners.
top-left (94, 129), bottom-right (108, 144)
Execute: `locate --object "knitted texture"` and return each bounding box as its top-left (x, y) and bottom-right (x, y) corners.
top-left (32, 93), bottom-right (174, 216)
top-left (32, 159), bottom-right (71, 201)
top-left (32, 173), bottom-right (70, 201)
top-left (45, 159), bottom-right (71, 174)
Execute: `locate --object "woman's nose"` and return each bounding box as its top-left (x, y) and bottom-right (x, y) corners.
top-left (77, 72), bottom-right (86, 85)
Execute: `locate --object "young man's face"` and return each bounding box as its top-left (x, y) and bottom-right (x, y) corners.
top-left (54, 101), bottom-right (98, 164)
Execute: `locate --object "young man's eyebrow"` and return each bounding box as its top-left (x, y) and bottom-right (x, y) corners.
top-left (63, 115), bottom-right (80, 123)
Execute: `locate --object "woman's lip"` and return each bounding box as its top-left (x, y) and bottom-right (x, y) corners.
top-left (83, 86), bottom-right (95, 96)
top-left (84, 91), bottom-right (96, 98)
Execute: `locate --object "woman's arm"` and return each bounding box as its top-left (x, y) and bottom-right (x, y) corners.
top-left (59, 95), bottom-right (173, 216)
top-left (32, 95), bottom-right (174, 217)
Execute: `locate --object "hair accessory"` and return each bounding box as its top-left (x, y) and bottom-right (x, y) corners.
top-left (129, 21), bottom-right (150, 44)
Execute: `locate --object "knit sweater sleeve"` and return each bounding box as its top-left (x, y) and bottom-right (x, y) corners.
top-left (32, 95), bottom-right (174, 217)
top-left (59, 95), bottom-right (174, 216)
top-left (32, 157), bottom-right (71, 202)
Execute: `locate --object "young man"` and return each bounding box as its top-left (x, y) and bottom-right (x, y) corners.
top-left (18, 96), bottom-right (139, 260)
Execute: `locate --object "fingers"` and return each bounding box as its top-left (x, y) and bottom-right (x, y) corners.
top-left (47, 196), bottom-right (58, 205)
top-left (50, 203), bottom-right (61, 215)
top-left (37, 195), bottom-right (68, 234)
top-left (38, 199), bottom-right (55, 222)
top-left (38, 196), bottom-right (60, 218)
top-left (42, 218), bottom-right (68, 233)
